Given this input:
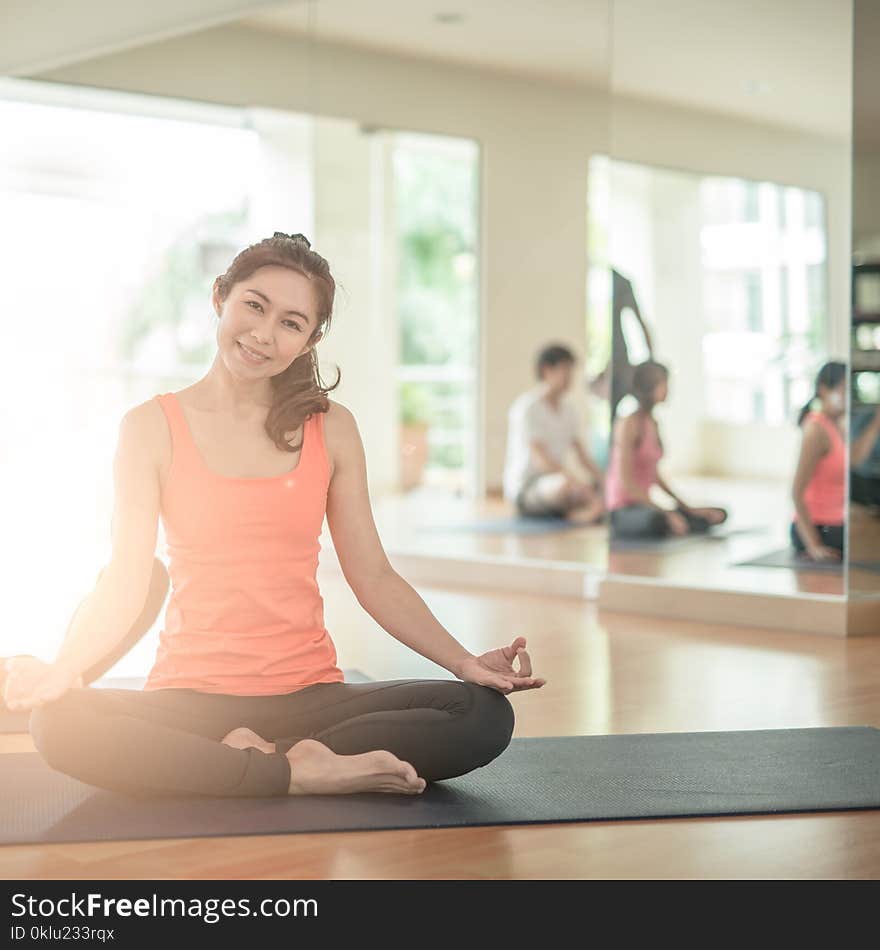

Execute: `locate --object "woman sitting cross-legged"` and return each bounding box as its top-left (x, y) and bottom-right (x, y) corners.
top-left (605, 360), bottom-right (728, 541)
top-left (3, 232), bottom-right (544, 799)
top-left (790, 361), bottom-right (848, 562)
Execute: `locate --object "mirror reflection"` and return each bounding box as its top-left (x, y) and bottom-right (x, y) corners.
top-left (849, 0), bottom-right (880, 611)
top-left (0, 1), bottom-right (613, 673)
top-left (0, 0), bottom-right (866, 658)
top-left (604, 163), bottom-right (839, 562)
top-left (601, 0), bottom-right (854, 613)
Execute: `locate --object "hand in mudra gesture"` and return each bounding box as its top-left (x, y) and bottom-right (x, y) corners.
top-left (2, 656), bottom-right (83, 712)
top-left (456, 636), bottom-right (546, 694)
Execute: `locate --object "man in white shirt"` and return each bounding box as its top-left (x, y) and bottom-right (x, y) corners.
top-left (503, 344), bottom-right (605, 522)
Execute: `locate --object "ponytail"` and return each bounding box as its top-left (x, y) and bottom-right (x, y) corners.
top-left (797, 360), bottom-right (847, 428)
top-left (797, 396), bottom-right (816, 428)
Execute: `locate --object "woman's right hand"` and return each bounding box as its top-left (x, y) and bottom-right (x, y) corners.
top-left (2, 656), bottom-right (82, 712)
top-left (805, 544), bottom-right (841, 562)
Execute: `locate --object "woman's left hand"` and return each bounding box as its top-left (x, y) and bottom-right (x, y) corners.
top-left (2, 656), bottom-right (83, 712)
top-left (690, 506), bottom-right (727, 525)
top-left (454, 636), bottom-right (546, 694)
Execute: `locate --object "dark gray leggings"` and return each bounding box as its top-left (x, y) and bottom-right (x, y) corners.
top-left (29, 678), bottom-right (515, 799)
top-left (610, 504), bottom-right (728, 539)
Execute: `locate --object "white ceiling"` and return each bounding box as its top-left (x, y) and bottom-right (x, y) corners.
top-left (245, 0), bottom-right (853, 139)
top-left (248, 0), bottom-right (610, 87)
top-left (1, 0), bottom-right (276, 76)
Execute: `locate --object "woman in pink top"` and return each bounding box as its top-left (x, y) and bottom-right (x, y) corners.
top-left (605, 361), bottom-right (728, 540)
top-left (791, 361), bottom-right (847, 561)
top-left (5, 232), bottom-right (544, 799)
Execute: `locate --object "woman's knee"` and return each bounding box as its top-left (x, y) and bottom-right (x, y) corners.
top-left (462, 683), bottom-right (515, 764)
top-left (29, 689), bottom-right (92, 770)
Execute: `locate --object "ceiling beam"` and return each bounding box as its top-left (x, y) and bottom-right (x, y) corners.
top-left (1, 0), bottom-right (290, 76)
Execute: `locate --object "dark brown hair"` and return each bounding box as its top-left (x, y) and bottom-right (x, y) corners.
top-left (213, 234), bottom-right (341, 454)
top-left (535, 343), bottom-right (576, 380)
top-left (632, 360), bottom-right (669, 410)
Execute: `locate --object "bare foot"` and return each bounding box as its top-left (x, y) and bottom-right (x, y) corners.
top-left (285, 738), bottom-right (427, 796)
top-left (221, 726), bottom-right (275, 755)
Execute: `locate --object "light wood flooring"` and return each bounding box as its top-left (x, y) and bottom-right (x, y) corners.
top-left (364, 480), bottom-right (875, 598)
top-left (2, 567), bottom-right (879, 879)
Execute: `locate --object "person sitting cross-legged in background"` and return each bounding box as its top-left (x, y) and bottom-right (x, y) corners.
top-left (502, 344), bottom-right (605, 524)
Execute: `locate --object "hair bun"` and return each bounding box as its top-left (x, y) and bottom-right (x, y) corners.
top-left (273, 231), bottom-right (311, 248)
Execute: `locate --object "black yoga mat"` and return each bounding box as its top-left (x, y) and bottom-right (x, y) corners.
top-left (0, 670), bottom-right (374, 734)
top-left (734, 548), bottom-right (880, 574)
top-left (2, 726), bottom-right (878, 846)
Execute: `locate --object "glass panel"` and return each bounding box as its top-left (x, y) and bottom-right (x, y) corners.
top-left (849, 0), bottom-right (880, 628)
top-left (391, 131), bottom-right (480, 496)
top-left (607, 0), bottom-right (852, 621)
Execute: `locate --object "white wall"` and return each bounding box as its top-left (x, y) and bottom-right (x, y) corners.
top-left (34, 24), bottom-right (602, 495)
top-left (611, 95), bottom-right (850, 478)
top-left (611, 94), bottom-right (851, 357)
top-left (33, 23), bottom-right (852, 491)
top-left (701, 421), bottom-right (799, 481)
top-left (311, 119), bottom-right (398, 494)
top-left (249, 108), bottom-right (315, 242)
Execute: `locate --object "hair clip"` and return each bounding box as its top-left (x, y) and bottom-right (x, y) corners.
top-left (273, 231), bottom-right (311, 248)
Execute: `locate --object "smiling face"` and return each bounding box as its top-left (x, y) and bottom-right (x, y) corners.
top-left (212, 264), bottom-right (323, 376)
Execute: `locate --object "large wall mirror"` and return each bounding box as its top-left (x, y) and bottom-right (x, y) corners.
top-left (237, 0), bottom-right (616, 589)
top-left (599, 0), bottom-right (856, 632)
top-left (2, 1), bottom-right (870, 650)
top-left (0, 1), bottom-right (614, 675)
top-left (849, 0), bottom-right (880, 634)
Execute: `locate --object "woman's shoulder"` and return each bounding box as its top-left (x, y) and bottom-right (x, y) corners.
top-left (125, 393), bottom-right (171, 438)
top-left (322, 399), bottom-right (360, 446)
top-left (616, 410), bottom-right (643, 437)
top-left (114, 395), bottom-right (171, 477)
top-left (801, 413), bottom-right (833, 448)
top-left (803, 411), bottom-right (834, 435)
top-left (322, 401), bottom-right (362, 479)
top-left (322, 399), bottom-right (357, 430)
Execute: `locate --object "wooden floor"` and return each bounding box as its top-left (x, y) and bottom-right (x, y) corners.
top-left (2, 566), bottom-right (879, 880)
top-left (366, 480), bottom-right (870, 598)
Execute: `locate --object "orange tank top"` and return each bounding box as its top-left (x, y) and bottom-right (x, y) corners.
top-left (143, 392), bottom-right (345, 695)
top-left (798, 410), bottom-right (846, 527)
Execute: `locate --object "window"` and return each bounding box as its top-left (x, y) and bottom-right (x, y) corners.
top-left (391, 132), bottom-right (480, 495)
top-left (744, 181), bottom-right (761, 222)
top-left (0, 82), bottom-right (265, 664)
top-left (700, 179), bottom-right (828, 425)
top-left (603, 156), bottom-right (829, 429)
top-left (746, 271), bottom-right (763, 333)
